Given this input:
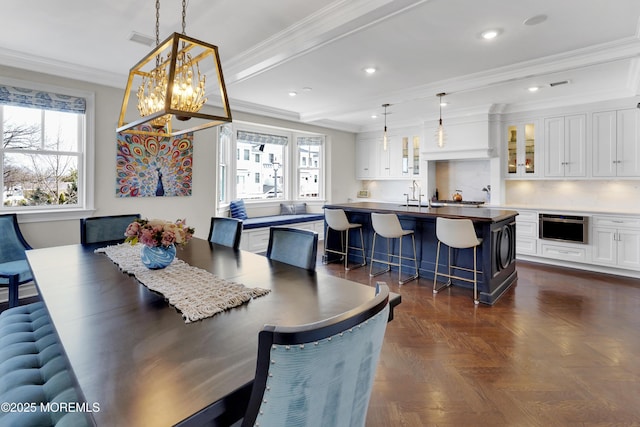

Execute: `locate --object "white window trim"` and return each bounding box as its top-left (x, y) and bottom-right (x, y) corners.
top-left (0, 76), bottom-right (95, 222)
top-left (225, 121), bottom-right (328, 208)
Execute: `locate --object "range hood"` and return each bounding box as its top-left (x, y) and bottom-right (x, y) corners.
top-left (422, 147), bottom-right (495, 161)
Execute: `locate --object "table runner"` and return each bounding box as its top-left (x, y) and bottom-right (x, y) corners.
top-left (96, 243), bottom-right (270, 323)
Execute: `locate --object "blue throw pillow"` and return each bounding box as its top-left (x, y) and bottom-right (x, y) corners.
top-left (230, 200), bottom-right (248, 220)
top-left (292, 202), bottom-right (307, 214)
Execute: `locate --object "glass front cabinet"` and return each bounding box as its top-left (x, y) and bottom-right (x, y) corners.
top-left (505, 121), bottom-right (538, 178)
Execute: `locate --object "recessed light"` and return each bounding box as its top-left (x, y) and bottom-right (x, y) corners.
top-left (371, 114), bottom-right (378, 119)
top-left (528, 86), bottom-right (540, 92)
top-left (523, 14), bottom-right (548, 26)
top-left (302, 87), bottom-right (312, 92)
top-left (364, 67), bottom-right (377, 74)
top-left (288, 91), bottom-right (297, 97)
top-left (480, 29), bottom-right (502, 40)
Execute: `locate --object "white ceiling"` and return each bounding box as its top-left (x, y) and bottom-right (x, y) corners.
top-left (1, 0), bottom-right (639, 133)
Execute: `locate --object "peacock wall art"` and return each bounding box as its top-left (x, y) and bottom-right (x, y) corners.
top-left (116, 125), bottom-right (193, 198)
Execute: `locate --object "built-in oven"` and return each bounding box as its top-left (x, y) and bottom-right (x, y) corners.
top-left (539, 213), bottom-right (588, 244)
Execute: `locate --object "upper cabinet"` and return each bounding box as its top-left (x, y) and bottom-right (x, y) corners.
top-left (592, 109), bottom-right (640, 177)
top-left (544, 114), bottom-right (587, 177)
top-left (356, 132), bottom-right (420, 180)
top-left (505, 121), bottom-right (539, 178)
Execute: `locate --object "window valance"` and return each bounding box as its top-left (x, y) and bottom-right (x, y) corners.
top-left (0, 85), bottom-right (86, 113)
top-left (296, 136), bottom-right (323, 146)
top-left (237, 130), bottom-right (288, 146)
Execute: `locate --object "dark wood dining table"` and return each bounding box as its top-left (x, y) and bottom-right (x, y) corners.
top-left (26, 238), bottom-right (401, 426)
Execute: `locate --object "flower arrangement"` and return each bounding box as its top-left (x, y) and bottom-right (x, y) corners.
top-left (125, 218), bottom-right (195, 248)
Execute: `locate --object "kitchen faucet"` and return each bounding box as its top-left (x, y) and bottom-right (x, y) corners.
top-left (405, 180), bottom-right (424, 207)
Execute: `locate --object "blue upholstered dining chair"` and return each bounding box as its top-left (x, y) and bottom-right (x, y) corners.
top-left (241, 283), bottom-right (391, 427)
top-left (80, 214), bottom-right (140, 245)
top-left (266, 227), bottom-right (318, 271)
top-left (208, 217), bottom-right (243, 249)
top-left (0, 214), bottom-right (34, 308)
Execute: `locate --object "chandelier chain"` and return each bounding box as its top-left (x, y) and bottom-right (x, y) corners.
top-left (155, 0), bottom-right (160, 46)
top-left (181, 0), bottom-right (187, 35)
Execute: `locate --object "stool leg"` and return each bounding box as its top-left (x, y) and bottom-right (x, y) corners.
top-left (398, 234), bottom-right (418, 285)
top-left (357, 227), bottom-right (366, 267)
top-left (369, 232), bottom-right (391, 277)
top-left (433, 241), bottom-right (451, 294)
top-left (473, 246), bottom-right (479, 305)
top-left (8, 275), bottom-right (19, 308)
top-left (345, 227), bottom-right (366, 270)
top-left (344, 228), bottom-right (349, 269)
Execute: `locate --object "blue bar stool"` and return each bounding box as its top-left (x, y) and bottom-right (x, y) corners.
top-left (369, 213), bottom-right (418, 284)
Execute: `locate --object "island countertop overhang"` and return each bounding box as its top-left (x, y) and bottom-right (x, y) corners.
top-left (323, 202), bottom-right (518, 223)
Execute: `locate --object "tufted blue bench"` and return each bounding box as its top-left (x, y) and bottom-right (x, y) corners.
top-left (242, 213), bottom-right (325, 230)
top-left (0, 303), bottom-right (91, 427)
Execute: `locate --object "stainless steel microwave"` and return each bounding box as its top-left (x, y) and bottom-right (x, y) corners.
top-left (539, 213), bottom-right (588, 244)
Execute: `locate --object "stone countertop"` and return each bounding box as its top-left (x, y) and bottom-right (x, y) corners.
top-left (324, 201), bottom-right (518, 223)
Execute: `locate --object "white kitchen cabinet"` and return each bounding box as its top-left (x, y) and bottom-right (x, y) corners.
top-left (544, 114), bottom-right (586, 177)
top-left (515, 210), bottom-right (538, 255)
top-left (591, 216), bottom-right (640, 270)
top-left (355, 138), bottom-right (378, 179)
top-left (401, 135), bottom-right (421, 177)
top-left (592, 109), bottom-right (640, 177)
top-left (505, 121), bottom-right (539, 178)
top-left (356, 133), bottom-right (419, 179)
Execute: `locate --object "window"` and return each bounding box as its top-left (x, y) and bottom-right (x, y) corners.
top-left (235, 130), bottom-right (287, 200)
top-left (218, 124), bottom-right (232, 203)
top-left (0, 79), bottom-right (92, 212)
top-left (254, 153), bottom-right (260, 163)
top-left (297, 136), bottom-right (323, 199)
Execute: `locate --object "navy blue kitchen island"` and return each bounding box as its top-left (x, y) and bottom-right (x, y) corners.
top-left (323, 202), bottom-right (519, 305)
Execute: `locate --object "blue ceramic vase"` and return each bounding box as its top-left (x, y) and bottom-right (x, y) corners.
top-left (140, 244), bottom-right (176, 269)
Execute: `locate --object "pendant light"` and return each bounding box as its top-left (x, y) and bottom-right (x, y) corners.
top-left (435, 93), bottom-right (446, 148)
top-left (382, 103), bottom-right (390, 151)
top-left (118, 0), bottom-right (232, 138)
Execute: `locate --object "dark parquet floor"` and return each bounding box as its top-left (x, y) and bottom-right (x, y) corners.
top-left (4, 248), bottom-right (640, 426)
top-left (316, 252), bottom-right (640, 427)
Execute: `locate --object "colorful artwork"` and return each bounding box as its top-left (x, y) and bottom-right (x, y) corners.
top-left (116, 126), bottom-right (193, 197)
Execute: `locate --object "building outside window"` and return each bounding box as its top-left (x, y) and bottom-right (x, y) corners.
top-left (0, 79), bottom-right (93, 212)
top-left (297, 136), bottom-right (323, 199)
top-left (235, 130), bottom-right (287, 200)
top-left (219, 124), bottom-right (324, 205)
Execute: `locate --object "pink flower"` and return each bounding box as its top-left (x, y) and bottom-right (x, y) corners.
top-left (124, 222), bottom-right (140, 237)
top-left (124, 218), bottom-right (195, 248)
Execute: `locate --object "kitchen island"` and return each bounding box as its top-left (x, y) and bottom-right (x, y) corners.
top-left (323, 202), bottom-right (519, 304)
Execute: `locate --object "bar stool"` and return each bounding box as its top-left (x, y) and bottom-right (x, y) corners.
top-left (369, 213), bottom-right (418, 284)
top-left (323, 208), bottom-right (366, 270)
top-left (433, 217), bottom-right (483, 304)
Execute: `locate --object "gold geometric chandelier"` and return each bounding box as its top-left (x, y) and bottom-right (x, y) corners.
top-left (117, 0), bottom-right (231, 138)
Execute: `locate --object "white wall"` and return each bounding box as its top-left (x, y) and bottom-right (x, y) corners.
top-left (0, 65), bottom-right (358, 248)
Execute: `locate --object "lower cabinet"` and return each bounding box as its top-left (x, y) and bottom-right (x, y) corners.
top-left (514, 210), bottom-right (640, 276)
top-left (515, 210), bottom-right (538, 255)
top-left (591, 216), bottom-right (640, 269)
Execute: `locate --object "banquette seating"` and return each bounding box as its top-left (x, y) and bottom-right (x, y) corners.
top-left (0, 303), bottom-right (91, 426)
top-left (230, 200), bottom-right (324, 253)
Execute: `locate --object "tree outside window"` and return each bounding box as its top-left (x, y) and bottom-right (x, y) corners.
top-left (1, 104), bottom-right (82, 208)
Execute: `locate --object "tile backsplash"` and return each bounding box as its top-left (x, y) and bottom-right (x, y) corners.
top-left (435, 160), bottom-right (491, 201)
top-left (505, 180), bottom-right (640, 213)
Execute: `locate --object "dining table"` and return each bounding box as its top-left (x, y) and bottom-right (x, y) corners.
top-left (25, 238), bottom-right (401, 426)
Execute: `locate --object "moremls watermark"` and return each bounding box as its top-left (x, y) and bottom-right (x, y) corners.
top-left (1, 401), bottom-right (100, 413)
